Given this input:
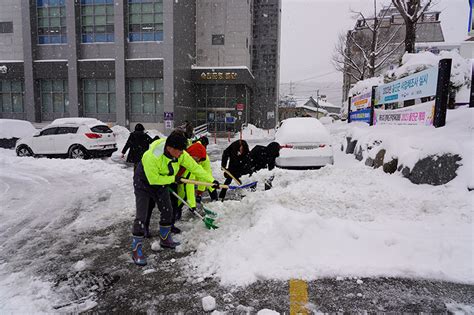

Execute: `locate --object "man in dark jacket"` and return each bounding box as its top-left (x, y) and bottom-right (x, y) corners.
top-left (121, 123), bottom-right (155, 170)
top-left (218, 139), bottom-right (251, 201)
top-left (249, 142), bottom-right (280, 173)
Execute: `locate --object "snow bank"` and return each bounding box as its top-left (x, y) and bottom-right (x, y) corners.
top-left (348, 77), bottom-right (384, 96)
top-left (346, 106), bottom-right (473, 189)
top-left (181, 149), bottom-right (472, 287)
top-left (0, 119), bottom-right (37, 139)
top-left (237, 124), bottom-right (275, 140)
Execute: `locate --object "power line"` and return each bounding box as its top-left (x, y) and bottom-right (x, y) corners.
top-left (280, 70), bottom-right (339, 84)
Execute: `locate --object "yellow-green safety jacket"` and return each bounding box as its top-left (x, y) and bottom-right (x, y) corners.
top-left (177, 156), bottom-right (213, 208)
top-left (141, 138), bottom-right (214, 186)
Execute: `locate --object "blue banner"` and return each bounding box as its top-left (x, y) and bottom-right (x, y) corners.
top-left (375, 67), bottom-right (438, 105)
top-left (350, 108), bottom-right (371, 124)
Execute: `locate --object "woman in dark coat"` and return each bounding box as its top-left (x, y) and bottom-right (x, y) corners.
top-left (249, 142), bottom-right (280, 172)
top-left (121, 123), bottom-right (154, 170)
top-left (218, 139), bottom-right (251, 200)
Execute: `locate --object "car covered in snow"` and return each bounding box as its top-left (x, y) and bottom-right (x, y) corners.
top-left (16, 117), bottom-right (117, 159)
top-left (0, 119), bottom-right (37, 149)
top-left (275, 117), bottom-right (334, 169)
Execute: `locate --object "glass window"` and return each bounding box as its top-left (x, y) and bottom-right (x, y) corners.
top-left (81, 0), bottom-right (114, 43)
top-left (0, 80), bottom-right (24, 113)
top-left (83, 79), bottom-right (115, 113)
top-left (212, 34), bottom-right (225, 45)
top-left (37, 0), bottom-right (67, 45)
top-left (40, 128), bottom-right (57, 136)
top-left (40, 79), bottom-right (68, 114)
top-left (129, 78), bottom-right (163, 119)
top-left (128, 0), bottom-right (164, 42)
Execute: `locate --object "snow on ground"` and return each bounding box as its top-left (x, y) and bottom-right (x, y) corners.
top-left (0, 117), bottom-right (472, 311)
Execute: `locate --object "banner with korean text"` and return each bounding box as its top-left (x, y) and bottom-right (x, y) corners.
top-left (374, 101), bottom-right (435, 126)
top-left (349, 92), bottom-right (372, 123)
top-left (375, 67), bottom-right (438, 105)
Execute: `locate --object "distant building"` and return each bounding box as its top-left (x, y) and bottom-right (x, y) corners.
top-left (342, 7), bottom-right (445, 102)
top-left (278, 96), bottom-right (340, 121)
top-left (0, 0), bottom-right (281, 132)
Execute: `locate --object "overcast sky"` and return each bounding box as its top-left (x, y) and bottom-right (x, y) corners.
top-left (279, 0), bottom-right (470, 104)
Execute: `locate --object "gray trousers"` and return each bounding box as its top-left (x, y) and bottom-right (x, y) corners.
top-left (132, 186), bottom-right (173, 237)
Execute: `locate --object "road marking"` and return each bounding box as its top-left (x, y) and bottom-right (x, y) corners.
top-left (289, 279), bottom-right (308, 315)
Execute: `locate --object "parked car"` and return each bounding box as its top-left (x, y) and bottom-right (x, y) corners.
top-left (0, 119), bottom-right (37, 149)
top-left (275, 117), bottom-right (334, 169)
top-left (16, 118), bottom-right (117, 159)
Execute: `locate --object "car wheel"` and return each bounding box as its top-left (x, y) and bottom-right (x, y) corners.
top-left (68, 145), bottom-right (88, 159)
top-left (16, 145), bottom-right (33, 157)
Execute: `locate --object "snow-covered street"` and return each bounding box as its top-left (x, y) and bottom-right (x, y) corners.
top-left (0, 118), bottom-right (472, 313)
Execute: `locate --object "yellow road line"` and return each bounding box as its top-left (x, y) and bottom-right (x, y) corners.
top-left (289, 279), bottom-right (308, 315)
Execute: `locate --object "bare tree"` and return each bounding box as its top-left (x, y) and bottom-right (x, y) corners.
top-left (332, 0), bottom-right (404, 84)
top-left (391, 0), bottom-right (433, 53)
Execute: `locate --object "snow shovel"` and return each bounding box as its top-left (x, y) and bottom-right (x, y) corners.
top-left (200, 204), bottom-right (218, 218)
top-left (221, 167), bottom-right (242, 185)
top-left (167, 188), bottom-right (218, 230)
top-left (179, 178), bottom-right (258, 191)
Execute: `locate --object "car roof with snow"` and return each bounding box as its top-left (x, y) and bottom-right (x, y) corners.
top-left (0, 119), bottom-right (37, 139)
top-left (276, 117), bottom-right (330, 144)
top-left (48, 118), bottom-right (107, 128)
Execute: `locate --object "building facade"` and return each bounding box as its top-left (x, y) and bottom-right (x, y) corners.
top-left (0, 0), bottom-right (281, 132)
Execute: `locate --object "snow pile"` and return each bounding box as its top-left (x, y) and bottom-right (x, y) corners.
top-left (238, 124), bottom-right (275, 140)
top-left (346, 106), bottom-right (473, 188)
top-left (181, 152), bottom-right (472, 286)
top-left (257, 309), bottom-right (280, 315)
top-left (350, 50), bottom-right (471, 103)
top-left (385, 51), bottom-right (439, 80)
top-left (275, 117), bottom-right (330, 144)
top-left (348, 76), bottom-right (384, 96)
top-left (0, 119), bottom-right (37, 139)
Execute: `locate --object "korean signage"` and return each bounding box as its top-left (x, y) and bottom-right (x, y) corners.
top-left (350, 91), bottom-right (372, 111)
top-left (375, 67), bottom-right (438, 105)
top-left (164, 112), bottom-right (174, 129)
top-left (200, 72), bottom-right (238, 80)
top-left (350, 108), bottom-right (371, 123)
top-left (374, 101), bottom-right (435, 126)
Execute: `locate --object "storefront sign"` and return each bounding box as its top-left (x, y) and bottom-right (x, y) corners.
top-left (0, 65), bottom-right (7, 74)
top-left (375, 67), bottom-right (438, 105)
top-left (374, 101), bottom-right (435, 126)
top-left (164, 112), bottom-right (173, 129)
top-left (200, 72), bottom-right (238, 80)
top-left (350, 91), bottom-right (372, 111)
top-left (349, 108), bottom-right (371, 123)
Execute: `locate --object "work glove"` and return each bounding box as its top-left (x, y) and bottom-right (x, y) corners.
top-left (211, 180), bottom-right (220, 189)
top-left (175, 176), bottom-right (182, 184)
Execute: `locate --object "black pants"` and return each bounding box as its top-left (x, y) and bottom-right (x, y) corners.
top-left (132, 185), bottom-right (174, 237)
top-left (218, 177), bottom-right (236, 200)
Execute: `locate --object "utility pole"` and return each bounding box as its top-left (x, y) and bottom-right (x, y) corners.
top-left (289, 81), bottom-right (294, 96)
top-left (316, 89), bottom-right (319, 118)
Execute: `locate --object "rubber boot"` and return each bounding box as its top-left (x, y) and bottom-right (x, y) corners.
top-left (159, 225), bottom-right (181, 249)
top-left (171, 225), bottom-right (181, 234)
top-left (131, 236), bottom-right (147, 266)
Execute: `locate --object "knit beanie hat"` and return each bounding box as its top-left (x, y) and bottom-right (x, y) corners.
top-left (186, 143), bottom-right (207, 160)
top-left (165, 131), bottom-right (188, 150)
top-left (134, 123), bottom-right (145, 132)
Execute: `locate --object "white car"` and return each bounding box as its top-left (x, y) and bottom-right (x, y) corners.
top-left (16, 118), bottom-right (117, 159)
top-left (275, 117), bottom-right (334, 169)
top-left (0, 119), bottom-right (37, 149)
